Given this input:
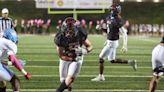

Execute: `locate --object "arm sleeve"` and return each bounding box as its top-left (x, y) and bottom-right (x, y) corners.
top-left (6, 40), bottom-right (23, 71)
top-left (54, 32), bottom-right (63, 47)
top-left (119, 26), bottom-right (128, 47)
top-left (8, 54), bottom-right (23, 71)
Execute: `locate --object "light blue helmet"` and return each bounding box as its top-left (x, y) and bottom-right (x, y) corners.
top-left (3, 29), bottom-right (18, 44)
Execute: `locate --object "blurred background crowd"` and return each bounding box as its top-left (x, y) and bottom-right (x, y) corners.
top-left (13, 18), bottom-right (164, 37)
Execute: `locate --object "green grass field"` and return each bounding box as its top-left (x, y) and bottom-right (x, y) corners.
top-left (6, 35), bottom-right (164, 92)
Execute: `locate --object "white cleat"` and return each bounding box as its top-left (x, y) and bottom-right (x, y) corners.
top-left (129, 60), bottom-right (137, 71)
top-left (91, 74), bottom-right (105, 81)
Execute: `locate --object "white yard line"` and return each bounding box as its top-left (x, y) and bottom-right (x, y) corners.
top-left (6, 89), bottom-right (164, 92)
top-left (23, 60), bottom-right (152, 62)
top-left (23, 65), bottom-right (152, 69)
top-left (17, 74), bottom-right (154, 78)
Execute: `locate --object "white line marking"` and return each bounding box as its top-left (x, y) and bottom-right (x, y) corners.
top-left (23, 65), bottom-right (152, 69)
top-left (6, 89), bottom-right (164, 92)
top-left (17, 74), bottom-right (153, 78)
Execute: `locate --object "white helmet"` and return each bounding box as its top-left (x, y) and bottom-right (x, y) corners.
top-left (2, 8), bottom-right (9, 14)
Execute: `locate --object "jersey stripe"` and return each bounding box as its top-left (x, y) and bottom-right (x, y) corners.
top-left (0, 17), bottom-right (13, 33)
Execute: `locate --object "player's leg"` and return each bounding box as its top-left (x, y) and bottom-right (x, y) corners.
top-left (0, 64), bottom-right (20, 92)
top-left (149, 76), bottom-right (160, 92)
top-left (56, 60), bottom-right (82, 92)
top-left (108, 47), bottom-right (137, 70)
top-left (149, 66), bottom-right (163, 92)
top-left (66, 60), bottom-right (82, 91)
top-left (91, 41), bottom-right (111, 81)
top-left (10, 74), bottom-right (20, 92)
top-left (109, 48), bottom-right (128, 64)
top-left (0, 81), bottom-right (6, 92)
top-left (148, 45), bottom-right (164, 92)
top-left (56, 59), bottom-right (70, 92)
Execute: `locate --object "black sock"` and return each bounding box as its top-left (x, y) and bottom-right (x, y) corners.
top-left (0, 87), bottom-right (6, 92)
top-left (56, 81), bottom-right (68, 92)
top-left (111, 59), bottom-right (128, 64)
top-left (68, 86), bottom-right (72, 91)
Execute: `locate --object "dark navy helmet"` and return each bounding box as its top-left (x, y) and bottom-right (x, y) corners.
top-left (109, 3), bottom-right (121, 16)
top-left (3, 28), bottom-right (18, 44)
top-left (61, 17), bottom-right (78, 38)
top-left (62, 17), bottom-right (76, 32)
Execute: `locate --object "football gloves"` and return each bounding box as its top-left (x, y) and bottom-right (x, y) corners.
top-left (74, 56), bottom-right (82, 61)
top-left (75, 47), bottom-right (88, 56)
top-left (121, 45), bottom-right (127, 53)
top-left (25, 72), bottom-right (31, 80)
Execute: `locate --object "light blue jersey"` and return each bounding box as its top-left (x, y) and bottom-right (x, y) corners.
top-left (0, 37), bottom-right (16, 81)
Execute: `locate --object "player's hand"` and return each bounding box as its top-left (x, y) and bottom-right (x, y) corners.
top-left (75, 56), bottom-right (82, 61)
top-left (121, 46), bottom-right (127, 53)
top-left (75, 47), bottom-right (88, 55)
top-left (25, 73), bottom-right (31, 80)
top-left (72, 55), bottom-right (82, 62)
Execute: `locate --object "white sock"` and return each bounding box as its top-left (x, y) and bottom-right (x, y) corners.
top-left (21, 69), bottom-right (27, 75)
top-left (99, 74), bottom-right (103, 77)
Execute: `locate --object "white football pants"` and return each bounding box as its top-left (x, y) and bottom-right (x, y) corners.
top-left (59, 57), bottom-right (83, 82)
top-left (99, 40), bottom-right (119, 61)
top-left (0, 63), bottom-right (14, 81)
top-left (152, 44), bottom-right (164, 76)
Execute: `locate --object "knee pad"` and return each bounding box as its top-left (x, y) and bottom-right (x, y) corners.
top-left (99, 58), bottom-right (104, 63)
top-left (0, 81), bottom-right (6, 88)
top-left (153, 66), bottom-right (164, 74)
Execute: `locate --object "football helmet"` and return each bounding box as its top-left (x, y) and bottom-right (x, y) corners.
top-left (109, 3), bottom-right (121, 16)
top-left (3, 28), bottom-right (18, 44)
top-left (61, 17), bottom-right (76, 32)
top-left (61, 17), bottom-right (78, 38)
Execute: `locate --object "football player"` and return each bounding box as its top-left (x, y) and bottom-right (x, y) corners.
top-left (54, 17), bottom-right (93, 92)
top-left (91, 2), bottom-right (137, 81)
top-left (0, 29), bottom-right (31, 92)
top-left (148, 37), bottom-right (164, 92)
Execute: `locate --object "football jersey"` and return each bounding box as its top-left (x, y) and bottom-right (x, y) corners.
top-left (54, 26), bottom-right (88, 56)
top-left (0, 17), bottom-right (13, 33)
top-left (0, 38), bottom-right (17, 62)
top-left (106, 16), bottom-right (123, 40)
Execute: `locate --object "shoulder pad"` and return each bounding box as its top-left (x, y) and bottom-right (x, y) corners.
top-left (54, 32), bottom-right (65, 47)
top-left (76, 27), bottom-right (88, 43)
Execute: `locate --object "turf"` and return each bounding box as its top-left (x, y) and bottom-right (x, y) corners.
top-left (6, 35), bottom-right (164, 92)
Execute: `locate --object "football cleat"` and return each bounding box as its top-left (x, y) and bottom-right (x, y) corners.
top-left (128, 60), bottom-right (137, 71)
top-left (91, 74), bottom-right (105, 81)
top-left (25, 73), bottom-right (31, 80)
